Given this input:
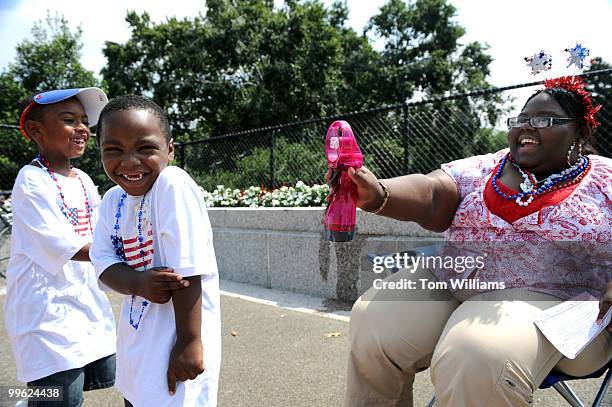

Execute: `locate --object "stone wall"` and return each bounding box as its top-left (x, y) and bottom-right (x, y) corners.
top-left (208, 207), bottom-right (442, 301)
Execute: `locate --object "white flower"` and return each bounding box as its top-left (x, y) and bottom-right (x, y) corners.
top-left (198, 181), bottom-right (328, 207)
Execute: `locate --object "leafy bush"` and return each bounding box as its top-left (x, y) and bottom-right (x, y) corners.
top-left (189, 137), bottom-right (326, 190)
top-left (0, 156), bottom-right (20, 191)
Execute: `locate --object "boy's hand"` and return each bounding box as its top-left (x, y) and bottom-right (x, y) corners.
top-left (167, 338), bottom-right (205, 395)
top-left (136, 267), bottom-right (190, 304)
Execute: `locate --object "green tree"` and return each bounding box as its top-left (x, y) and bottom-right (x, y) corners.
top-left (103, 0), bottom-right (505, 138)
top-left (10, 14), bottom-right (97, 91)
top-left (102, 1), bottom-right (381, 139)
top-left (101, 0), bottom-right (502, 187)
top-left (364, 0), bottom-right (507, 173)
top-left (0, 14), bottom-right (102, 190)
top-left (366, 0), bottom-right (493, 100)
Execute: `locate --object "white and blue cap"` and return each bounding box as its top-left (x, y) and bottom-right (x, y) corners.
top-left (20, 87), bottom-right (108, 139)
top-left (31, 87), bottom-right (108, 125)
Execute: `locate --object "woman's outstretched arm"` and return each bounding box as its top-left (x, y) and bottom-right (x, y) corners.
top-left (328, 166), bottom-right (460, 233)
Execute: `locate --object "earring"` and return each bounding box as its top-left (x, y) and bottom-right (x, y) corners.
top-left (566, 141), bottom-right (584, 166)
top-left (566, 142), bottom-right (576, 166)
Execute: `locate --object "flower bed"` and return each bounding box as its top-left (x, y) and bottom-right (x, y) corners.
top-left (202, 181), bottom-right (329, 207)
top-left (0, 181), bottom-right (330, 217)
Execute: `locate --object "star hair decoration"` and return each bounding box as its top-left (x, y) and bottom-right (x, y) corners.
top-left (544, 76), bottom-right (602, 128)
top-left (565, 44), bottom-right (590, 69)
top-left (525, 50), bottom-right (552, 75)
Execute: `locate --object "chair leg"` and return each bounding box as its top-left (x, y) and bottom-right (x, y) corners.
top-left (592, 369), bottom-right (611, 407)
top-left (425, 395), bottom-right (435, 407)
top-left (552, 381), bottom-right (585, 407)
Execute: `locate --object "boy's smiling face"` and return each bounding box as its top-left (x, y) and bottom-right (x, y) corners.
top-left (99, 109), bottom-right (174, 196)
top-left (27, 98), bottom-right (90, 161)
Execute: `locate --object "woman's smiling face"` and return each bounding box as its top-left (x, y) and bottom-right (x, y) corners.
top-left (508, 92), bottom-right (581, 175)
top-left (99, 109), bottom-right (174, 196)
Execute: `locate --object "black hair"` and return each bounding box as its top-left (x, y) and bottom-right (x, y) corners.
top-left (97, 95), bottom-right (172, 141)
top-left (524, 88), bottom-right (597, 154)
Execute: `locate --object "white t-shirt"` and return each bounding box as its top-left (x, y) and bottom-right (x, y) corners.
top-left (3, 165), bottom-right (116, 382)
top-left (91, 166), bottom-right (221, 407)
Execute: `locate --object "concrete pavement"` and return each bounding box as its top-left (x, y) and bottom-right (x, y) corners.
top-left (0, 280), bottom-right (609, 406)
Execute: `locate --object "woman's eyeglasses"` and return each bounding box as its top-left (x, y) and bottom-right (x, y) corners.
top-left (506, 116), bottom-right (576, 129)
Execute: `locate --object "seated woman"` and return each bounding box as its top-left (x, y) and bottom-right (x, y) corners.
top-left (337, 76), bottom-right (611, 407)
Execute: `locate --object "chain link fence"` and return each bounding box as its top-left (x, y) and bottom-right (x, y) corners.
top-left (0, 124), bottom-right (110, 192)
top-left (1, 69), bottom-right (611, 193)
top-left (177, 69), bottom-right (612, 190)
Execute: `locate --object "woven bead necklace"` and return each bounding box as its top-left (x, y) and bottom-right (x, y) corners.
top-left (111, 192), bottom-right (150, 330)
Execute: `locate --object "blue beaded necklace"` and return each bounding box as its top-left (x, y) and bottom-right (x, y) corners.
top-left (111, 191), bottom-right (150, 330)
top-left (35, 155), bottom-right (93, 235)
top-left (491, 153), bottom-right (589, 206)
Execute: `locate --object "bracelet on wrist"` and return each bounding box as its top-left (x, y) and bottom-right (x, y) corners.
top-left (371, 181), bottom-right (389, 214)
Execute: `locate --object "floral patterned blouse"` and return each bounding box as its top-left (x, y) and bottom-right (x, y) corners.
top-left (437, 149), bottom-right (611, 300)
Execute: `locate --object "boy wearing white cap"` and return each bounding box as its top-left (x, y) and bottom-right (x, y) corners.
top-left (4, 88), bottom-right (189, 406)
top-left (3, 88), bottom-right (116, 406)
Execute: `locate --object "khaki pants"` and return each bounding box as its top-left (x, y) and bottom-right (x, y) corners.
top-left (344, 267), bottom-right (612, 407)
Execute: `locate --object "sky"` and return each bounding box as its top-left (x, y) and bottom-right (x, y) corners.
top-left (1, 0), bottom-right (611, 117)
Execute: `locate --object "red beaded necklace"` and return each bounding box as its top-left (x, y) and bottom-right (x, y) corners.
top-left (35, 155), bottom-right (93, 236)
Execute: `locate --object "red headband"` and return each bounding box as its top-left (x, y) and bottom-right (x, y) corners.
top-left (18, 101), bottom-right (36, 140)
top-left (544, 76), bottom-right (602, 128)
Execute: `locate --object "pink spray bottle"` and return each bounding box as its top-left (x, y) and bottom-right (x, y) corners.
top-left (324, 120), bottom-right (363, 242)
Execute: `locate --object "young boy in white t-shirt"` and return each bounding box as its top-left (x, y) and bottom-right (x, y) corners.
top-left (90, 95), bottom-right (221, 407)
top-left (4, 88), bottom-right (117, 405)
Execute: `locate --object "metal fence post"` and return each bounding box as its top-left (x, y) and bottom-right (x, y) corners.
top-left (401, 103), bottom-right (410, 174)
top-left (270, 130), bottom-right (276, 188)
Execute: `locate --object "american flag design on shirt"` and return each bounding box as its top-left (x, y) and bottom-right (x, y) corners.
top-left (122, 229), bottom-right (155, 271)
top-left (67, 207), bottom-right (91, 237)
